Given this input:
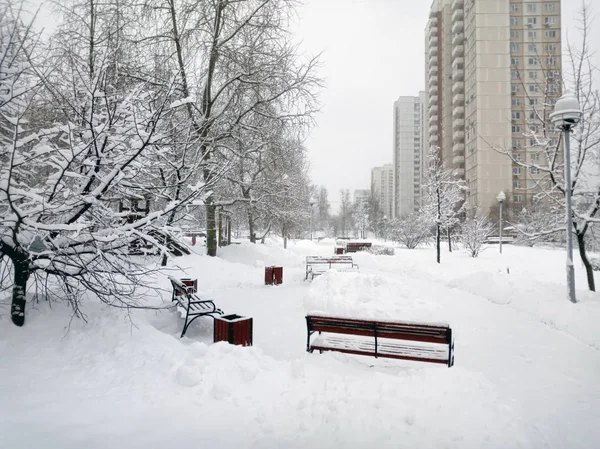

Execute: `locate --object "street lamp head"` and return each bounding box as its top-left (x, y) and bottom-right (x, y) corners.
top-left (496, 191), bottom-right (506, 203)
top-left (549, 91), bottom-right (582, 131)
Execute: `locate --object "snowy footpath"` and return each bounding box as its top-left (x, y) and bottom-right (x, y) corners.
top-left (1, 239), bottom-right (600, 448)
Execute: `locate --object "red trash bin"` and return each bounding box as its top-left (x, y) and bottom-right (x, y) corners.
top-left (214, 314), bottom-right (253, 346)
top-left (335, 247), bottom-right (344, 255)
top-left (265, 266), bottom-right (274, 285)
top-left (273, 267), bottom-right (283, 285)
top-left (175, 278), bottom-right (197, 296)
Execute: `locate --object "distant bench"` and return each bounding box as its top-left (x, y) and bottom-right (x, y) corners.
top-left (169, 276), bottom-right (223, 338)
top-left (305, 315), bottom-right (454, 367)
top-left (305, 255), bottom-right (359, 280)
top-left (345, 242), bottom-right (372, 253)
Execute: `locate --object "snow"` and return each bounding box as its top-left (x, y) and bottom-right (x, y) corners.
top-left (1, 240), bottom-right (600, 448)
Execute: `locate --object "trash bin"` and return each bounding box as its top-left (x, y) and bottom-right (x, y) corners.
top-left (265, 266), bottom-right (274, 285)
top-left (273, 266), bottom-right (283, 285)
top-left (214, 314), bottom-right (253, 346)
top-left (335, 247), bottom-right (344, 255)
top-left (175, 278), bottom-right (197, 296)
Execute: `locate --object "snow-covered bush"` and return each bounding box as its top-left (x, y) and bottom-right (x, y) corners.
top-left (367, 245), bottom-right (395, 256)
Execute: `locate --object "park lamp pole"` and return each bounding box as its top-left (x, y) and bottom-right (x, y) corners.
top-left (496, 191), bottom-right (506, 254)
top-left (549, 91), bottom-right (582, 304)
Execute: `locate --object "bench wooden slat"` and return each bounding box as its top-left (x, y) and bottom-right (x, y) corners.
top-left (306, 315), bottom-right (454, 367)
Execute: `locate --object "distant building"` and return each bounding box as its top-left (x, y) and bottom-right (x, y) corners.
top-left (353, 189), bottom-right (370, 205)
top-left (393, 93), bottom-right (426, 218)
top-left (425, 0), bottom-right (562, 212)
top-left (371, 164), bottom-right (394, 218)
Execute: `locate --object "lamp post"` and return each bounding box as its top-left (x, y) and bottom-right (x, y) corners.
top-left (309, 199), bottom-right (315, 241)
top-left (496, 191), bottom-right (506, 254)
top-left (549, 91), bottom-right (582, 304)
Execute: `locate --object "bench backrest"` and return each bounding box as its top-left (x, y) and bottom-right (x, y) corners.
top-left (306, 256), bottom-right (354, 264)
top-left (306, 315), bottom-right (451, 345)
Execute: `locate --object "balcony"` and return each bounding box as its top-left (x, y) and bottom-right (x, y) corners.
top-left (428, 34), bottom-right (438, 46)
top-left (452, 81), bottom-right (464, 94)
top-left (452, 68), bottom-right (464, 81)
top-left (430, 9), bottom-right (438, 18)
top-left (452, 93), bottom-right (464, 105)
top-left (429, 94), bottom-right (438, 104)
top-left (453, 167), bottom-right (465, 177)
top-left (428, 65), bottom-right (438, 76)
top-left (452, 8), bottom-right (464, 23)
top-left (452, 105), bottom-right (465, 118)
top-left (453, 130), bottom-right (465, 142)
top-left (429, 113), bottom-right (438, 124)
top-left (452, 32), bottom-right (463, 46)
top-left (452, 20), bottom-right (464, 34)
top-left (429, 134), bottom-right (439, 144)
top-left (452, 117), bottom-right (465, 130)
top-left (429, 75), bottom-right (438, 86)
top-left (429, 54), bottom-right (437, 67)
top-left (429, 103), bottom-right (437, 114)
top-left (428, 25), bottom-right (438, 38)
top-left (452, 154), bottom-right (465, 166)
top-left (428, 43), bottom-right (438, 56)
top-left (452, 44), bottom-right (464, 58)
top-left (453, 142), bottom-right (465, 155)
top-left (451, 0), bottom-right (463, 11)
top-left (429, 124), bottom-right (438, 134)
top-left (428, 84), bottom-right (438, 97)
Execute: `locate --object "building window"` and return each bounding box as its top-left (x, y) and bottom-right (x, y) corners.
top-left (546, 57), bottom-right (556, 65)
top-left (513, 194), bottom-right (523, 203)
top-left (545, 30), bottom-right (557, 38)
top-left (510, 17), bottom-right (519, 26)
top-left (528, 31), bottom-right (537, 39)
top-left (512, 125), bottom-right (521, 133)
top-left (513, 181), bottom-right (521, 189)
top-left (529, 167), bottom-right (540, 175)
top-left (510, 3), bottom-right (519, 12)
top-left (528, 57), bottom-right (538, 65)
top-left (511, 70), bottom-right (519, 79)
top-left (512, 139), bottom-right (521, 148)
top-left (513, 167), bottom-right (521, 175)
top-left (545, 3), bottom-right (555, 12)
top-left (528, 43), bottom-right (537, 53)
top-left (529, 85), bottom-right (539, 93)
top-left (513, 153), bottom-right (522, 161)
top-left (529, 71), bottom-right (538, 79)
top-left (512, 98), bottom-right (521, 106)
top-left (548, 84), bottom-right (558, 92)
top-left (527, 3), bottom-right (536, 13)
top-left (545, 17), bottom-right (557, 26)
top-left (529, 98), bottom-right (538, 105)
top-left (511, 43), bottom-right (520, 52)
top-left (531, 152), bottom-right (540, 161)
top-left (527, 17), bottom-right (537, 26)
top-left (529, 111), bottom-right (537, 120)
top-left (511, 30), bottom-right (519, 39)
top-left (512, 111), bottom-right (521, 120)
top-left (511, 57), bottom-right (519, 66)
top-left (512, 85), bottom-right (519, 94)
top-left (546, 43), bottom-right (557, 53)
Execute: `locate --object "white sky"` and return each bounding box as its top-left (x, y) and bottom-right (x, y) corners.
top-left (291, 0), bottom-right (600, 208)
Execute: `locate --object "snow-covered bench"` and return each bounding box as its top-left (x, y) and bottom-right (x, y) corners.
top-left (169, 276), bottom-right (223, 338)
top-left (305, 255), bottom-right (359, 280)
top-left (305, 315), bottom-right (455, 367)
top-left (346, 241), bottom-right (372, 253)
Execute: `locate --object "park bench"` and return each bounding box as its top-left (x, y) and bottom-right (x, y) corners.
top-left (345, 241), bottom-right (372, 253)
top-left (305, 255), bottom-right (359, 280)
top-left (305, 315), bottom-right (454, 367)
top-left (169, 276), bottom-right (223, 338)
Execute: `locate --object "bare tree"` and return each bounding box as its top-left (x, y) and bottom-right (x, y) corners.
top-left (462, 212), bottom-right (494, 258)
top-left (389, 213), bottom-right (430, 249)
top-left (422, 147), bottom-right (467, 263)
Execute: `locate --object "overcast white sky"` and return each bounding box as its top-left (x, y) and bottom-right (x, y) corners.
top-left (291, 0), bottom-right (599, 208)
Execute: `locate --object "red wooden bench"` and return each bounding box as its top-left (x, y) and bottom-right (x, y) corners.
top-left (305, 315), bottom-right (454, 367)
top-left (345, 242), bottom-right (372, 253)
top-left (305, 255), bottom-right (359, 280)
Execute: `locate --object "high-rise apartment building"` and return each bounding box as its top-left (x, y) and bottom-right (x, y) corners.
top-left (371, 164), bottom-right (394, 218)
top-left (426, 0), bottom-right (561, 212)
top-left (393, 93), bottom-right (426, 218)
top-left (353, 189), bottom-right (370, 205)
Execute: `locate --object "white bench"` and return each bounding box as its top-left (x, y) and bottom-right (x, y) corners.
top-left (305, 255), bottom-right (359, 280)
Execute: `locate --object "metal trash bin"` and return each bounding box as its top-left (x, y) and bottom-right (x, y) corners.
top-left (214, 314), bottom-right (253, 346)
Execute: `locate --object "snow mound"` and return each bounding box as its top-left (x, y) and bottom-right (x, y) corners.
top-left (303, 271), bottom-right (447, 323)
top-left (447, 271), bottom-right (600, 349)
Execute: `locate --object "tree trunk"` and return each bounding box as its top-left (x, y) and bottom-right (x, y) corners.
top-left (11, 257), bottom-right (31, 327)
top-left (447, 228), bottom-right (452, 252)
top-left (282, 225), bottom-right (287, 249)
top-left (436, 224), bottom-right (441, 264)
top-left (206, 198), bottom-right (217, 257)
top-left (577, 232), bottom-right (595, 292)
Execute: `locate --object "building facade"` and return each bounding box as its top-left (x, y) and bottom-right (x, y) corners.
top-left (393, 93), bottom-right (426, 218)
top-left (426, 0), bottom-right (562, 213)
top-left (371, 164), bottom-right (394, 219)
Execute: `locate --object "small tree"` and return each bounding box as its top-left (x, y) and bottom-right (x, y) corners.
top-left (462, 212), bottom-right (494, 258)
top-left (422, 147), bottom-right (467, 263)
top-left (512, 201), bottom-right (560, 247)
top-left (389, 213), bottom-right (430, 249)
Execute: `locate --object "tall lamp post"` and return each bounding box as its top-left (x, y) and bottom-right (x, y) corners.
top-left (496, 191), bottom-right (506, 254)
top-left (309, 199), bottom-right (315, 241)
top-left (549, 91), bottom-right (582, 304)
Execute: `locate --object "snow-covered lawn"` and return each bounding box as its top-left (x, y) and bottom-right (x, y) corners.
top-left (1, 239), bottom-right (600, 448)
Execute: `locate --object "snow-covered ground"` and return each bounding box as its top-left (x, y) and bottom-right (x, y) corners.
top-left (1, 239), bottom-right (600, 448)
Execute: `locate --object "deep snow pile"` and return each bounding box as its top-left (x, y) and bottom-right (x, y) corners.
top-left (1, 239), bottom-right (600, 448)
